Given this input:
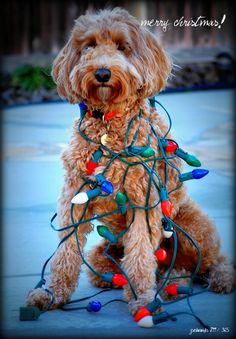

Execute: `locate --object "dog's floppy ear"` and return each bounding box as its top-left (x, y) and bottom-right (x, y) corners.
top-left (139, 28), bottom-right (172, 98)
top-left (51, 38), bottom-right (78, 103)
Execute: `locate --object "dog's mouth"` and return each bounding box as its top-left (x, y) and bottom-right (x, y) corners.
top-left (95, 84), bottom-right (117, 103)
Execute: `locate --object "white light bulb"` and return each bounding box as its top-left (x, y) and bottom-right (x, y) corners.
top-left (71, 192), bottom-right (88, 204)
top-left (163, 228), bottom-right (173, 238)
top-left (101, 134), bottom-right (108, 145)
top-left (137, 316), bottom-right (154, 328)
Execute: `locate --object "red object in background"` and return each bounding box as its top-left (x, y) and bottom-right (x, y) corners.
top-left (104, 111), bottom-right (116, 121)
top-left (112, 274), bottom-right (128, 286)
top-left (161, 200), bottom-right (172, 217)
top-left (165, 140), bottom-right (178, 152)
top-left (86, 160), bottom-right (98, 175)
top-left (165, 284), bottom-right (178, 296)
top-left (155, 248), bottom-right (167, 262)
top-left (134, 306), bottom-right (151, 322)
top-left (88, 111), bottom-right (93, 116)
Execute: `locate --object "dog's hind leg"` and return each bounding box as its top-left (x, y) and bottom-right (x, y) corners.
top-left (164, 198), bottom-right (235, 294)
top-left (26, 181), bottom-right (93, 310)
top-left (87, 239), bottom-right (124, 288)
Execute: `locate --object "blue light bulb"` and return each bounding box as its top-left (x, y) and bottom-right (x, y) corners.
top-left (179, 169), bottom-right (209, 182)
top-left (86, 300), bottom-right (102, 312)
top-left (192, 169), bottom-right (209, 179)
top-left (101, 180), bottom-right (114, 194)
top-left (79, 102), bottom-right (87, 110)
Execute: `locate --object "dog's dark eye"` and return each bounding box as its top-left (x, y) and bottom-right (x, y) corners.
top-left (117, 44), bottom-right (131, 54)
top-left (84, 42), bottom-right (97, 50)
top-left (117, 45), bottom-right (126, 51)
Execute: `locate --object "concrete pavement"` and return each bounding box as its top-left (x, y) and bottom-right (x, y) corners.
top-left (1, 89), bottom-right (235, 338)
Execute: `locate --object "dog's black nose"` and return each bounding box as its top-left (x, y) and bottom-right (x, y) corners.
top-left (95, 68), bottom-right (111, 82)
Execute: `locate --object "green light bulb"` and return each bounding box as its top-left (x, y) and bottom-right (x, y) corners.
top-left (97, 225), bottom-right (108, 237)
top-left (115, 192), bottom-right (126, 205)
top-left (175, 148), bottom-right (201, 167)
top-left (142, 147), bottom-right (155, 158)
top-left (115, 192), bottom-right (127, 214)
top-left (97, 225), bottom-right (118, 243)
top-left (186, 154), bottom-right (201, 167)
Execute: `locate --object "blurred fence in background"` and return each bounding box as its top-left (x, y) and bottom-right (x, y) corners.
top-left (1, 0), bottom-right (235, 106)
top-left (2, 0), bottom-right (234, 56)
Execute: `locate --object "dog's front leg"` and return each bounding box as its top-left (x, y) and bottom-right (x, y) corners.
top-left (121, 209), bottom-right (161, 315)
top-left (26, 181), bottom-right (93, 310)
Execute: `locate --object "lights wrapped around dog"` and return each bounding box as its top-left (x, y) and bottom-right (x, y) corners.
top-left (115, 192), bottom-right (127, 214)
top-left (161, 139), bottom-right (201, 166)
top-left (79, 102), bottom-right (88, 118)
top-left (102, 272), bottom-right (128, 286)
top-left (141, 147), bottom-right (155, 158)
top-left (71, 188), bottom-right (101, 204)
top-left (165, 283), bottom-right (193, 296)
top-left (155, 248), bottom-right (167, 262)
top-left (160, 188), bottom-right (172, 217)
top-left (97, 225), bottom-right (118, 243)
top-left (134, 298), bottom-right (162, 322)
top-left (86, 149), bottom-right (103, 175)
top-left (161, 139), bottom-right (178, 152)
top-left (104, 111), bottom-right (116, 121)
top-left (137, 312), bottom-right (171, 328)
top-left (179, 169), bottom-right (209, 182)
top-left (71, 173), bottom-right (113, 204)
top-left (162, 219), bottom-right (173, 238)
top-left (95, 173), bottom-right (114, 194)
top-left (127, 145), bottom-right (154, 157)
top-left (86, 160), bottom-right (99, 175)
top-left (175, 148), bottom-right (201, 167)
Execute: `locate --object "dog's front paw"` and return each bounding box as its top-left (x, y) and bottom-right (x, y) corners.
top-left (127, 290), bottom-right (163, 316)
top-left (26, 288), bottom-right (52, 311)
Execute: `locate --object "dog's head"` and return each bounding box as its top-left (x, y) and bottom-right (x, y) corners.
top-left (52, 7), bottom-right (171, 107)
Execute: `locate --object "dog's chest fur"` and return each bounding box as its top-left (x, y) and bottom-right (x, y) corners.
top-left (62, 106), bottom-right (182, 229)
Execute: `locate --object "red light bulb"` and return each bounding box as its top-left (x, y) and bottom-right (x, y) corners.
top-left (104, 111), bottom-right (116, 121)
top-left (165, 140), bottom-right (178, 152)
top-left (165, 283), bottom-right (178, 296)
top-left (86, 160), bottom-right (98, 175)
top-left (112, 274), bottom-right (128, 286)
top-left (134, 306), bottom-right (151, 322)
top-left (155, 248), bottom-right (167, 261)
top-left (161, 200), bottom-right (172, 217)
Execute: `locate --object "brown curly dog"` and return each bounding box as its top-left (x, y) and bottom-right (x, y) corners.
top-left (26, 7), bottom-right (234, 317)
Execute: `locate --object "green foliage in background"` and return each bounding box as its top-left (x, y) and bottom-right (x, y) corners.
top-left (10, 64), bottom-right (56, 92)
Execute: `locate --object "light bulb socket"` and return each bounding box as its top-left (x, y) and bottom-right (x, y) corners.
top-left (160, 139), bottom-right (168, 148)
top-left (87, 188), bottom-right (101, 200)
top-left (160, 187), bottom-right (168, 201)
top-left (95, 173), bottom-right (106, 184)
top-left (128, 145), bottom-right (147, 155)
top-left (102, 272), bottom-right (114, 283)
top-left (162, 219), bottom-right (173, 231)
top-left (177, 286), bottom-right (193, 294)
top-left (179, 171), bottom-right (194, 182)
top-left (174, 147), bottom-right (188, 160)
top-left (146, 298), bottom-right (162, 313)
top-left (97, 225), bottom-right (118, 243)
top-left (92, 149), bottom-right (103, 163)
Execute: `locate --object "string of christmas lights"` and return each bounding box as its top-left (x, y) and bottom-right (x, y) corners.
top-left (23, 98), bottom-right (211, 329)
